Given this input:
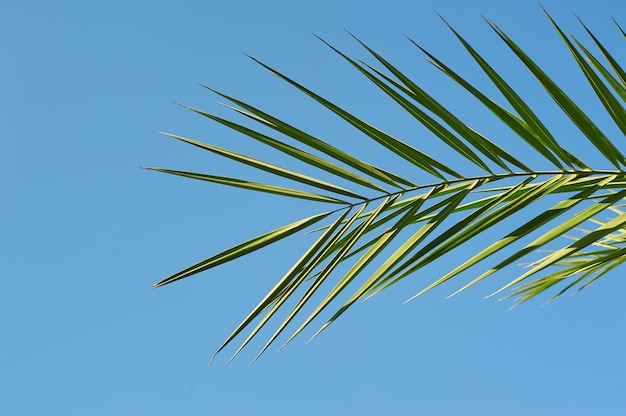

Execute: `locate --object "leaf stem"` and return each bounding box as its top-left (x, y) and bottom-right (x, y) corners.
top-left (327, 169), bottom-right (626, 215)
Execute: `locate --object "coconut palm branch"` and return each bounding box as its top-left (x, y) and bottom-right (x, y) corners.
top-left (148, 10), bottom-right (626, 363)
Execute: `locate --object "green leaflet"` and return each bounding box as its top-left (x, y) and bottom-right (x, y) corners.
top-left (350, 179), bottom-right (484, 302)
top-left (247, 56), bottom-right (461, 180)
top-left (248, 202), bottom-right (371, 363)
top-left (547, 15), bottom-right (626, 137)
top-left (212, 209), bottom-right (353, 365)
top-left (159, 131), bottom-right (366, 200)
top-left (355, 34), bottom-right (528, 173)
top-left (488, 15), bottom-right (626, 168)
top-left (146, 168), bottom-right (349, 204)
top-left (179, 104), bottom-right (388, 194)
top-left (442, 174), bottom-right (621, 298)
top-left (311, 186), bottom-right (441, 339)
top-left (208, 86), bottom-right (413, 189)
top-left (424, 18), bottom-right (585, 169)
top-left (375, 174), bottom-right (568, 300)
top-left (578, 17), bottom-right (626, 89)
top-left (153, 211), bottom-right (333, 288)
top-left (316, 34), bottom-right (493, 174)
top-left (479, 187), bottom-right (626, 297)
top-left (490, 210), bottom-right (626, 296)
top-left (278, 195), bottom-right (400, 350)
top-left (574, 37), bottom-right (626, 103)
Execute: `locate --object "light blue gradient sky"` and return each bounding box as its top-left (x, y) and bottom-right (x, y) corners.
top-left (2, 1), bottom-right (625, 415)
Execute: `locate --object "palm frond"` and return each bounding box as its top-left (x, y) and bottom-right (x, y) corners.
top-left (151, 11), bottom-right (626, 363)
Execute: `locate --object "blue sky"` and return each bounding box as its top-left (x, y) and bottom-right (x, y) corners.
top-left (2, 0), bottom-right (626, 415)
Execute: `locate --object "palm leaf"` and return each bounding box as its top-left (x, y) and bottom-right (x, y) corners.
top-left (151, 11), bottom-right (626, 363)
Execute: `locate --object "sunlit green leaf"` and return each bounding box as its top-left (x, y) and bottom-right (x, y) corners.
top-left (146, 167), bottom-right (349, 204)
top-left (153, 211), bottom-right (333, 288)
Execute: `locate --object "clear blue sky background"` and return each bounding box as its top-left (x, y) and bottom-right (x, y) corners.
top-left (2, 0), bottom-right (625, 415)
